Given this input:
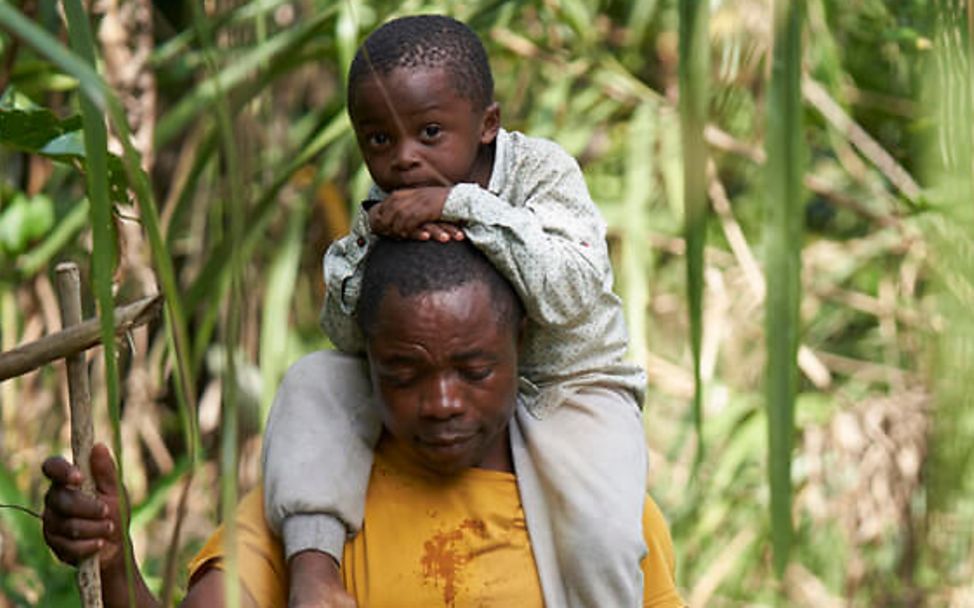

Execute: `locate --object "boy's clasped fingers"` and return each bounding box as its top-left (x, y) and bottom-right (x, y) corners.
top-left (372, 186), bottom-right (450, 237)
top-left (413, 221), bottom-right (464, 242)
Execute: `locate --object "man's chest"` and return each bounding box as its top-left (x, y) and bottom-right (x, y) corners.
top-left (340, 455), bottom-right (545, 607)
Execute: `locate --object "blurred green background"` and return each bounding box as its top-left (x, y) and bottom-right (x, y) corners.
top-left (1, 0), bottom-right (972, 605)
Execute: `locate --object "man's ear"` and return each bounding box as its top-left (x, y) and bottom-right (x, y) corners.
top-left (515, 314), bottom-right (527, 351)
top-left (480, 102), bottom-right (501, 145)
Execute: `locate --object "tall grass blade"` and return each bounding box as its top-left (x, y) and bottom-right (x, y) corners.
top-left (155, 5), bottom-right (337, 147)
top-left (922, 0), bottom-right (974, 581)
top-left (764, 0), bottom-right (805, 579)
top-left (183, 111), bottom-right (351, 313)
top-left (60, 2), bottom-right (132, 604)
top-left (678, 0), bottom-right (710, 453)
top-left (621, 103), bottom-right (656, 379)
top-left (260, 204), bottom-right (306, 421)
top-left (185, 3), bottom-right (248, 604)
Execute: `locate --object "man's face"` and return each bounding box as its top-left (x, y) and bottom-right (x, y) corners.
top-left (365, 281), bottom-right (520, 475)
top-left (349, 66), bottom-right (499, 192)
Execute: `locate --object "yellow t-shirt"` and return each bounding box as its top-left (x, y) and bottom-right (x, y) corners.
top-left (188, 440), bottom-right (683, 607)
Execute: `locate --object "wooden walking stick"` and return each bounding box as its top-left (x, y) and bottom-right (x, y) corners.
top-left (55, 262), bottom-right (103, 608)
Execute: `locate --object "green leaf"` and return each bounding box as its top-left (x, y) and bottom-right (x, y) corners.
top-left (0, 466), bottom-right (41, 567)
top-left (0, 106), bottom-right (133, 207)
top-left (0, 192), bottom-right (55, 254)
top-left (16, 197), bottom-right (90, 276)
top-left (0, 107), bottom-right (82, 151)
top-left (37, 129), bottom-right (85, 157)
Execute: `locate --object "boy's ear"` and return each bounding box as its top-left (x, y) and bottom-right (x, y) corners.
top-left (479, 102), bottom-right (501, 145)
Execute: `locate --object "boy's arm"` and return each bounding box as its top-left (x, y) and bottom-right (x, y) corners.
top-left (261, 351), bottom-right (380, 562)
top-left (441, 141), bottom-right (609, 327)
top-left (320, 207), bottom-right (373, 353)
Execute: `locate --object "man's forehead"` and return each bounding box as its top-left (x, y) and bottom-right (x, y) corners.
top-left (376, 281), bottom-right (489, 318)
top-left (370, 283), bottom-right (507, 340)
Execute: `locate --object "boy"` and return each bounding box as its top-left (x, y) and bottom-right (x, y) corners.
top-left (263, 14), bottom-right (649, 607)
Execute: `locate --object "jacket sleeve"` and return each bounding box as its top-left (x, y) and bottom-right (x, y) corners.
top-left (319, 206), bottom-right (374, 353)
top-left (440, 141), bottom-right (609, 327)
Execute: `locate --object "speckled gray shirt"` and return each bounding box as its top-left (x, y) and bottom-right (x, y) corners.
top-left (321, 128), bottom-right (645, 414)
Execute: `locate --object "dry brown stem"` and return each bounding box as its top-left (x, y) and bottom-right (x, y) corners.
top-left (802, 77), bottom-right (922, 203)
top-left (55, 263), bottom-right (102, 608)
top-left (0, 295), bottom-right (162, 382)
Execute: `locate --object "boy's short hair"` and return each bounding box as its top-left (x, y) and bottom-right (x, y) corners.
top-left (356, 239), bottom-right (523, 337)
top-left (347, 14), bottom-right (494, 111)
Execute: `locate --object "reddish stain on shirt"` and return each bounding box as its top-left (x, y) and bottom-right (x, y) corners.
top-left (420, 519), bottom-right (488, 606)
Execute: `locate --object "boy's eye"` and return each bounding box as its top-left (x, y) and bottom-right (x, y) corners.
top-left (367, 132), bottom-right (391, 147)
top-left (421, 124), bottom-right (442, 140)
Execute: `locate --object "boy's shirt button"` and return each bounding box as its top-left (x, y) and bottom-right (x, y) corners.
top-left (357, 237), bottom-right (366, 247)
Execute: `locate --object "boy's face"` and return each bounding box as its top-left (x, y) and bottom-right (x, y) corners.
top-left (365, 281), bottom-right (520, 476)
top-left (350, 66), bottom-right (500, 192)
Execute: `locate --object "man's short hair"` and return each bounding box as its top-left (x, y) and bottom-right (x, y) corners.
top-left (347, 14), bottom-right (494, 111)
top-left (356, 239), bottom-right (523, 337)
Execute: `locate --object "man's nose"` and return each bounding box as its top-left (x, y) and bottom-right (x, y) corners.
top-left (419, 375), bottom-right (463, 419)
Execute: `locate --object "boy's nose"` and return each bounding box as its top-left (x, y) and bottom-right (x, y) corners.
top-left (392, 141), bottom-right (422, 172)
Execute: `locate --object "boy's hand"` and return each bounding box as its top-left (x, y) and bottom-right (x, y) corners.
top-left (288, 550), bottom-right (357, 608)
top-left (411, 221), bottom-right (465, 243)
top-left (41, 443), bottom-right (126, 573)
top-left (368, 186), bottom-right (457, 239)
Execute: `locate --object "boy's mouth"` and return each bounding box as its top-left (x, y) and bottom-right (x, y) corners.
top-left (393, 180), bottom-right (448, 190)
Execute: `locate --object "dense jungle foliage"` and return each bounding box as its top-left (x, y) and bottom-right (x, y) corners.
top-left (0, 0), bottom-right (972, 605)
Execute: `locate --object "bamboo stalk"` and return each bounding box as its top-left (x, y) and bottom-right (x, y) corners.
top-left (679, 0), bottom-right (710, 456)
top-left (55, 263), bottom-right (102, 608)
top-left (765, 0), bottom-right (804, 579)
top-left (0, 294), bottom-right (161, 382)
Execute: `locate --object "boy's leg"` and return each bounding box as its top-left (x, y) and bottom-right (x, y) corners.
top-left (515, 385), bottom-right (647, 608)
top-left (261, 350), bottom-right (381, 561)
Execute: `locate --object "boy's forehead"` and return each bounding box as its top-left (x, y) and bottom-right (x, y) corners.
top-left (351, 65), bottom-right (469, 109)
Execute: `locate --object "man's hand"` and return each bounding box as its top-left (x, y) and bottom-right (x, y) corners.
top-left (368, 186), bottom-right (464, 241)
top-left (42, 443), bottom-right (125, 572)
top-left (288, 550), bottom-right (358, 608)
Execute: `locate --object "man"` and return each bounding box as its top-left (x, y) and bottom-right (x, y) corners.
top-left (42, 239), bottom-right (683, 607)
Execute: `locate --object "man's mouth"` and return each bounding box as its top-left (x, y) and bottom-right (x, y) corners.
top-left (416, 431), bottom-right (478, 456)
top-left (418, 432), bottom-right (475, 447)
